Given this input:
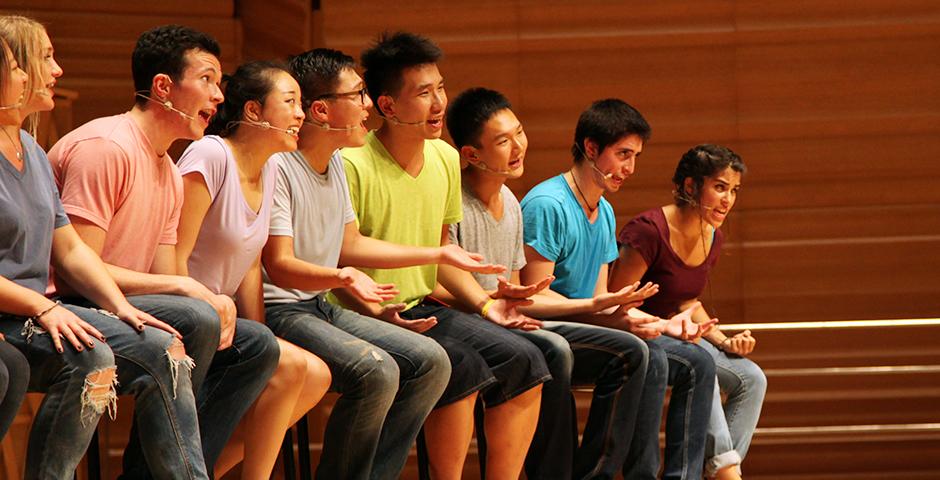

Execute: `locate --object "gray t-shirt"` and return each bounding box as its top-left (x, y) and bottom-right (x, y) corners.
top-left (448, 183), bottom-right (526, 291)
top-left (263, 150), bottom-right (356, 303)
top-left (1, 131), bottom-right (70, 295)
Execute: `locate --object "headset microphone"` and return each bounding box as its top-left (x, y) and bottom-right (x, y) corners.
top-left (469, 160), bottom-right (515, 177)
top-left (304, 119), bottom-right (359, 133)
top-left (589, 160), bottom-right (614, 181)
top-left (673, 189), bottom-right (718, 211)
top-left (386, 116), bottom-right (425, 126)
top-left (236, 120), bottom-right (299, 136)
top-left (0, 102), bottom-right (22, 111)
top-left (135, 93), bottom-right (196, 122)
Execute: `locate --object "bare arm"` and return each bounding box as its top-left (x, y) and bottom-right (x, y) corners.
top-left (684, 299), bottom-right (755, 355)
top-left (0, 273), bottom-right (105, 352)
top-left (175, 173), bottom-right (213, 277)
top-left (50, 225), bottom-right (180, 337)
top-left (332, 286), bottom-right (439, 334)
top-left (437, 227), bottom-right (538, 330)
top-left (521, 244), bottom-right (660, 336)
top-left (70, 217), bottom-right (204, 297)
top-left (262, 235), bottom-right (397, 303)
top-left (234, 255), bottom-right (265, 323)
top-left (340, 222), bottom-right (503, 274)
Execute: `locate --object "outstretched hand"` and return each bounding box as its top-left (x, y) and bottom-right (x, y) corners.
top-left (492, 275), bottom-right (554, 300)
top-left (483, 298), bottom-right (542, 331)
top-left (661, 302), bottom-right (717, 342)
top-left (606, 306), bottom-right (663, 339)
top-left (594, 281), bottom-right (659, 312)
top-left (339, 266), bottom-right (399, 304)
top-left (439, 244), bottom-right (506, 274)
top-left (377, 303), bottom-right (438, 333)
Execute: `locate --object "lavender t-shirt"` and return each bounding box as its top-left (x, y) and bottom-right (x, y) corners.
top-left (618, 207), bottom-right (723, 318)
top-left (177, 136), bottom-right (277, 296)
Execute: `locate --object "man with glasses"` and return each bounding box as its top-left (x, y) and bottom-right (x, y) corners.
top-left (260, 48), bottom-right (497, 480)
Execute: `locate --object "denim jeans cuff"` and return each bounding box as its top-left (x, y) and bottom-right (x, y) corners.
top-left (706, 449), bottom-right (742, 477)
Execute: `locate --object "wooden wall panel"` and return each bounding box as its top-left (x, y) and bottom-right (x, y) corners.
top-left (318, 0), bottom-right (940, 325)
top-left (0, 3), bottom-right (241, 127)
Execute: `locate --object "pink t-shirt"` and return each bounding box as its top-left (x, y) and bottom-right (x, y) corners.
top-left (47, 113), bottom-right (183, 273)
top-left (177, 136), bottom-right (276, 296)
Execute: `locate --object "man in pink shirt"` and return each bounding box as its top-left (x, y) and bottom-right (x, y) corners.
top-left (47, 25), bottom-right (278, 478)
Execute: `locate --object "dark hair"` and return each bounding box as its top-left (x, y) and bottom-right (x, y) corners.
top-left (571, 99), bottom-right (650, 164)
top-left (132, 25), bottom-right (221, 106)
top-left (672, 144), bottom-right (747, 207)
top-left (206, 60), bottom-right (287, 137)
top-left (446, 88), bottom-right (512, 148)
top-left (288, 48), bottom-right (356, 112)
top-left (361, 31), bottom-right (442, 117)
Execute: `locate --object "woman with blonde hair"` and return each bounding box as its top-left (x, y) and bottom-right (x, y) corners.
top-left (1, 15), bottom-right (215, 479)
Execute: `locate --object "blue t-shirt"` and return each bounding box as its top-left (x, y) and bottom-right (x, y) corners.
top-left (0, 131), bottom-right (70, 295)
top-left (521, 174), bottom-right (618, 299)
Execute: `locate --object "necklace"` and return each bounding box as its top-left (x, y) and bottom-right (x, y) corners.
top-left (0, 127), bottom-right (22, 161)
top-left (569, 170), bottom-right (598, 214)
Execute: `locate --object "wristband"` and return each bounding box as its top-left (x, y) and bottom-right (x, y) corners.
top-left (717, 337), bottom-right (732, 352)
top-left (481, 299), bottom-right (497, 319)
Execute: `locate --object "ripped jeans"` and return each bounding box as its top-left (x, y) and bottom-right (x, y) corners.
top-left (2, 301), bottom-right (205, 479)
top-left (0, 307), bottom-right (115, 480)
top-left (64, 304), bottom-right (209, 480)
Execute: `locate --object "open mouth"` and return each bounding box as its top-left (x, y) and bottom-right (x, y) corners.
top-left (198, 109), bottom-right (215, 124)
top-left (508, 158), bottom-right (523, 170)
top-left (426, 117), bottom-right (443, 128)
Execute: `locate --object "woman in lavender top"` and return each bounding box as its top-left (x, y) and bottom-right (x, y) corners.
top-left (176, 61), bottom-right (330, 479)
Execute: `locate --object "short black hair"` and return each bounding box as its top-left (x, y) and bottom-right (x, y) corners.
top-left (572, 99), bottom-right (650, 163)
top-left (132, 25), bottom-right (221, 106)
top-left (288, 48), bottom-right (356, 112)
top-left (361, 31), bottom-right (441, 116)
top-left (672, 144), bottom-right (747, 207)
top-left (446, 88), bottom-right (512, 149)
top-left (206, 60), bottom-right (288, 137)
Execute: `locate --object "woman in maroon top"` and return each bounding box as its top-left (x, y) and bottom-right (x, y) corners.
top-left (610, 144), bottom-right (766, 480)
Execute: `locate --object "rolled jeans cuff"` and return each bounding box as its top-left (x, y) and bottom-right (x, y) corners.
top-left (706, 449), bottom-right (742, 477)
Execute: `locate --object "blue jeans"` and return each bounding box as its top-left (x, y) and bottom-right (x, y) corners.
top-left (108, 295), bottom-right (279, 479)
top-left (0, 339), bottom-right (28, 439)
top-left (518, 321), bottom-right (653, 480)
top-left (1, 309), bottom-right (115, 479)
top-left (265, 295), bottom-right (450, 480)
top-left (699, 341), bottom-right (766, 476)
top-left (626, 336), bottom-right (715, 480)
top-left (64, 304), bottom-right (209, 479)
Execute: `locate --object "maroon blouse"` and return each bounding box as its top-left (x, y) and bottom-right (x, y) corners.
top-left (618, 208), bottom-right (723, 318)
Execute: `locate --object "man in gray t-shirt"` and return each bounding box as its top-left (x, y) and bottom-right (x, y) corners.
top-left (448, 183), bottom-right (526, 291)
top-left (263, 150), bottom-right (356, 304)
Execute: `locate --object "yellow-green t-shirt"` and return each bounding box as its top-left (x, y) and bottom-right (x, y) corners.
top-left (340, 131), bottom-right (462, 309)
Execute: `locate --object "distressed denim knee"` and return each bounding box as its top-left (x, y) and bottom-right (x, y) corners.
top-left (343, 340), bottom-right (400, 397)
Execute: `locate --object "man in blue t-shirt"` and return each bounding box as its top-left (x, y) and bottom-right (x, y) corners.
top-left (521, 99), bottom-right (716, 480)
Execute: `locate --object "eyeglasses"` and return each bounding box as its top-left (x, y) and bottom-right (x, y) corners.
top-left (316, 87), bottom-right (369, 105)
